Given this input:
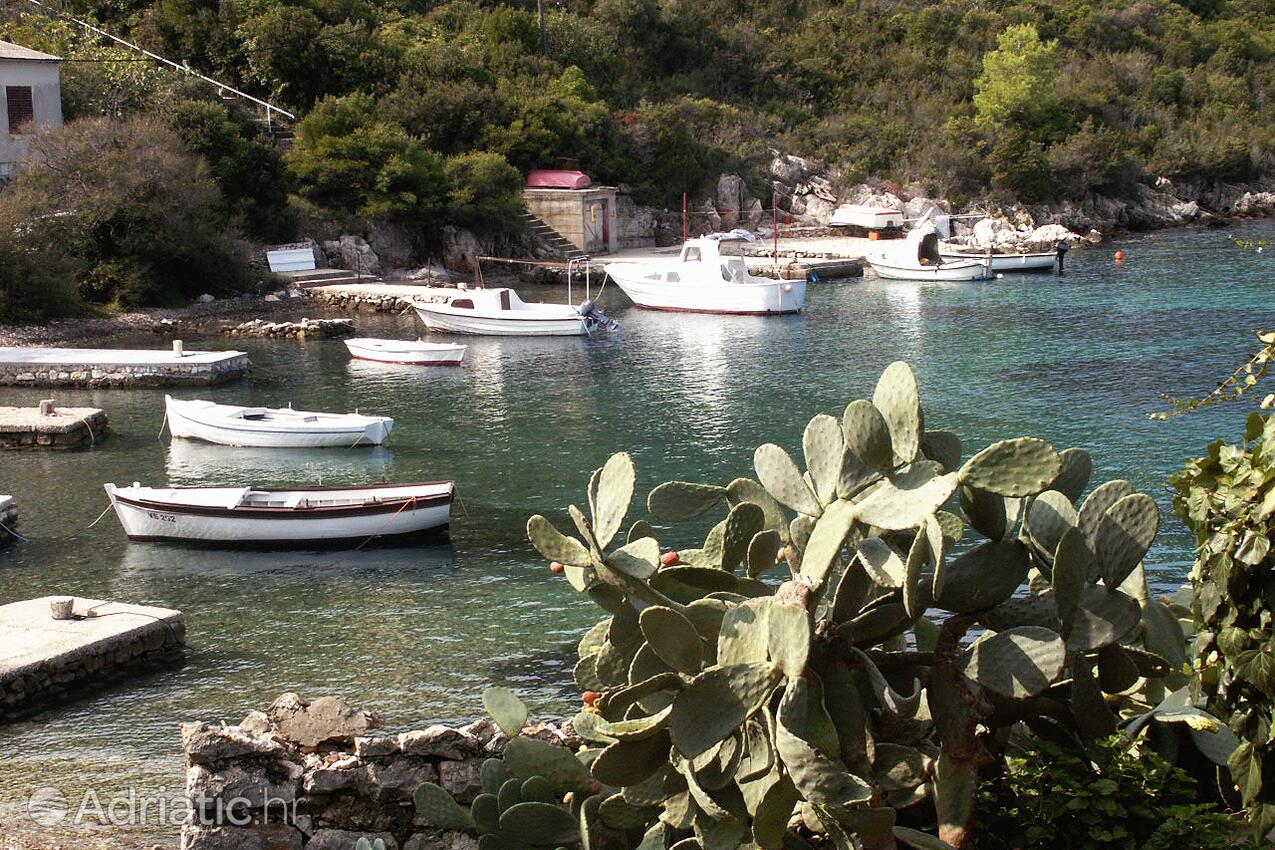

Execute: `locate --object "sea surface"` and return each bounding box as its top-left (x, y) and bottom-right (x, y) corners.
top-left (0, 223), bottom-right (1272, 835)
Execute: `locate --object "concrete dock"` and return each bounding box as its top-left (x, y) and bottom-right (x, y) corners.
top-left (0, 405), bottom-right (108, 448)
top-left (0, 346), bottom-right (249, 387)
top-left (0, 596), bottom-right (185, 720)
top-left (303, 283), bottom-right (460, 312)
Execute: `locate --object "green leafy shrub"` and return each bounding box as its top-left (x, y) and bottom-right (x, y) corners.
top-left (288, 93), bottom-right (448, 224)
top-left (1175, 410), bottom-right (1275, 838)
top-left (475, 361), bottom-right (1234, 850)
top-left (0, 115), bottom-right (256, 311)
top-left (443, 151), bottom-right (525, 236)
top-left (977, 736), bottom-right (1240, 850)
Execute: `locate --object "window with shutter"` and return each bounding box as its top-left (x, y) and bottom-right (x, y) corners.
top-left (5, 87), bottom-right (35, 134)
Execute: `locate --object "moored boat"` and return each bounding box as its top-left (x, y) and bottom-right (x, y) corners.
top-left (865, 224), bottom-right (993, 281)
top-left (165, 395), bottom-right (392, 448)
top-left (604, 233), bottom-right (806, 315)
top-left (939, 249), bottom-right (1057, 272)
top-left (344, 337), bottom-right (467, 365)
top-left (411, 288), bottom-right (616, 337)
top-left (103, 481), bottom-right (454, 547)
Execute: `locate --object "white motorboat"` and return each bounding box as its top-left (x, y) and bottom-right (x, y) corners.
top-left (103, 481), bottom-right (454, 547)
top-left (344, 337), bottom-right (467, 365)
top-left (605, 233), bottom-right (806, 315)
top-left (865, 224), bottom-right (993, 281)
top-left (412, 288), bottom-right (616, 337)
top-left (940, 249), bottom-right (1057, 273)
top-left (165, 395), bottom-right (392, 448)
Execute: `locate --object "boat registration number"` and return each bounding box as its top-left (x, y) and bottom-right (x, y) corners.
top-left (146, 511), bottom-right (177, 523)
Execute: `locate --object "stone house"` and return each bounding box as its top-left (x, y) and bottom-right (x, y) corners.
top-left (0, 41), bottom-right (63, 179)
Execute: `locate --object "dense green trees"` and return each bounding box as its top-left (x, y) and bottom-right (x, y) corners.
top-left (0, 116), bottom-right (260, 319)
top-left (6, 0), bottom-right (1271, 216)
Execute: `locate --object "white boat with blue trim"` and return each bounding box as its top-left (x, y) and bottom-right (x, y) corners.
top-left (165, 395), bottom-right (393, 448)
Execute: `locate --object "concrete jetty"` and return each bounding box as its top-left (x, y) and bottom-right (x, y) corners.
top-left (0, 346), bottom-right (248, 387)
top-left (0, 404), bottom-right (108, 448)
top-left (0, 596), bottom-right (185, 721)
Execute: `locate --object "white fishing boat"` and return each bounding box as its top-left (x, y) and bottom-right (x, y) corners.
top-left (940, 249), bottom-right (1057, 272)
top-left (344, 337), bottom-right (467, 366)
top-left (165, 396), bottom-right (392, 448)
top-left (865, 223), bottom-right (993, 281)
top-left (103, 481), bottom-right (454, 547)
top-left (412, 288), bottom-right (616, 337)
top-left (604, 233), bottom-right (806, 315)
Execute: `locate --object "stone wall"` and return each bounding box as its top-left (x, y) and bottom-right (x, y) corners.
top-left (0, 356), bottom-right (249, 388)
top-left (181, 694), bottom-right (577, 850)
top-left (301, 288), bottom-right (456, 314)
top-left (223, 319), bottom-right (354, 339)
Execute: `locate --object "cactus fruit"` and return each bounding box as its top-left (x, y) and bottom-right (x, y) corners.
top-left (513, 360), bottom-right (1219, 850)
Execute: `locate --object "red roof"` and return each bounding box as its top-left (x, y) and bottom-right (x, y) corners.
top-left (526, 169), bottom-right (592, 190)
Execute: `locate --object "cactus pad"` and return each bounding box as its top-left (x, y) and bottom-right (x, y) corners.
top-left (767, 602), bottom-right (811, 678)
top-left (1077, 479), bottom-right (1135, 547)
top-left (746, 529), bottom-right (783, 578)
top-left (959, 626), bottom-right (1066, 698)
top-left (503, 736), bottom-right (598, 796)
top-left (609, 536), bottom-right (660, 580)
top-left (958, 437), bottom-right (1061, 497)
top-left (754, 443), bottom-right (822, 516)
top-left (498, 801), bottom-right (581, 846)
top-left (640, 606), bottom-right (705, 674)
top-left (842, 399), bottom-right (895, 472)
top-left (855, 464), bottom-right (959, 531)
top-left (669, 662), bottom-right (783, 757)
top-left (1025, 490), bottom-right (1078, 559)
top-left (873, 361), bottom-right (924, 466)
top-left (647, 481), bottom-right (727, 522)
top-left (856, 537), bottom-right (907, 588)
top-left (804, 413), bottom-right (846, 506)
top-left (920, 430), bottom-right (963, 473)
top-left (590, 731), bottom-right (673, 787)
top-left (1051, 528), bottom-right (1091, 639)
top-left (592, 452), bottom-right (635, 549)
top-left (1051, 447), bottom-right (1092, 503)
top-left (482, 686), bottom-right (528, 737)
top-left (1094, 492), bottom-right (1160, 588)
top-left (414, 782), bottom-right (476, 830)
top-left (799, 498), bottom-right (858, 587)
top-left (722, 502), bottom-right (766, 572)
top-left (527, 515), bottom-right (591, 566)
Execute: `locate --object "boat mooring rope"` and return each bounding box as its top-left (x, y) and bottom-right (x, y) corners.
top-left (157, 409), bottom-right (168, 442)
top-left (0, 519), bottom-right (30, 543)
top-left (353, 494), bottom-right (418, 550)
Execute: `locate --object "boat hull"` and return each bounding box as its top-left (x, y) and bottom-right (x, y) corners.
top-left (941, 252), bottom-right (1057, 272)
top-left (412, 304), bottom-right (587, 336)
top-left (166, 398), bottom-right (392, 448)
top-left (605, 264), bottom-right (806, 314)
top-left (343, 339), bottom-right (467, 365)
top-left (866, 258), bottom-right (993, 281)
top-left (105, 484), bottom-right (452, 548)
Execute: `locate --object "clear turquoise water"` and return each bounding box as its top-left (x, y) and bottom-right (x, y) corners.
top-left (0, 223), bottom-right (1272, 813)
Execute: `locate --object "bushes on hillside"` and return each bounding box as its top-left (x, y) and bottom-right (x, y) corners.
top-left (0, 116), bottom-right (256, 314)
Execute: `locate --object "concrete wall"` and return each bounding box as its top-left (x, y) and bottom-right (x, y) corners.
top-left (524, 188), bottom-right (619, 254)
top-left (0, 59), bottom-right (63, 176)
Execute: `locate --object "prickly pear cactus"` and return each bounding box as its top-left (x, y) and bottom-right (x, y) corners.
top-left (415, 686), bottom-right (647, 848)
top-left (519, 361), bottom-right (1228, 850)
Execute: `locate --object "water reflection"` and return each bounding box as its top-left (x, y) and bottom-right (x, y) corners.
top-left (165, 441), bottom-right (397, 487)
top-left (116, 539), bottom-right (458, 580)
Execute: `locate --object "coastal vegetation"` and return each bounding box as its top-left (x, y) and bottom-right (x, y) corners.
top-left (1, 0), bottom-right (1272, 317)
top-left (405, 361), bottom-right (1246, 847)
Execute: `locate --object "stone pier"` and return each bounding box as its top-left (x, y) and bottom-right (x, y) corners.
top-left (0, 405), bottom-right (109, 448)
top-left (302, 284), bottom-right (460, 313)
top-left (0, 347), bottom-right (249, 387)
top-left (0, 596), bottom-right (186, 721)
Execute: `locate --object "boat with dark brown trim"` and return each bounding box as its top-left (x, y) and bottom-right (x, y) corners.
top-left (102, 481), bottom-right (454, 547)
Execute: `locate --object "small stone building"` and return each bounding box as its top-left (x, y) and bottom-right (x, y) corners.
top-left (0, 41), bottom-right (63, 179)
top-left (523, 169), bottom-right (619, 254)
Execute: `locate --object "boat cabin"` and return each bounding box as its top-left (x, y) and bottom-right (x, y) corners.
top-left (447, 288), bottom-right (520, 310)
top-left (667, 237), bottom-right (755, 283)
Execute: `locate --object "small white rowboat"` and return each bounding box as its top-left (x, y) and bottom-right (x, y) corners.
top-left (940, 250), bottom-right (1057, 272)
top-left (344, 337), bottom-right (467, 365)
top-left (104, 481), bottom-right (454, 547)
top-left (166, 396), bottom-right (392, 448)
top-left (412, 289), bottom-right (611, 337)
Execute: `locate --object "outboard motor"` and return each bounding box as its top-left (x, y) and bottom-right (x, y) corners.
top-left (1055, 240), bottom-right (1069, 272)
top-left (578, 299), bottom-right (619, 332)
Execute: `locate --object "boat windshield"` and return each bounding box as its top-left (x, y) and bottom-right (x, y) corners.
top-left (718, 240), bottom-right (745, 257)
